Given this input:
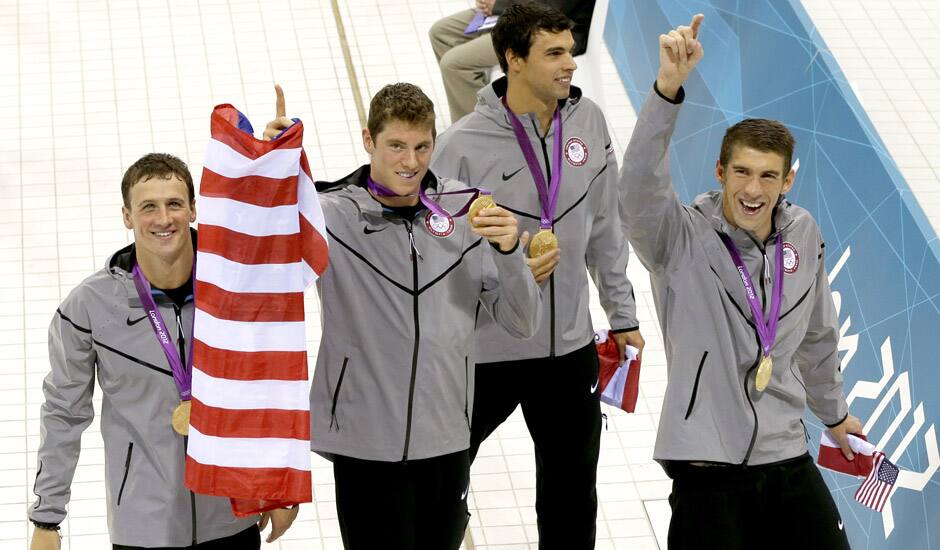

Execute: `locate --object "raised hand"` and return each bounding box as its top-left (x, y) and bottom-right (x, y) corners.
top-left (29, 528), bottom-right (60, 550)
top-left (656, 14), bottom-right (704, 101)
top-left (262, 84), bottom-right (295, 141)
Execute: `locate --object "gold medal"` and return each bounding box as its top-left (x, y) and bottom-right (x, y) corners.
top-left (468, 195), bottom-right (496, 227)
top-left (171, 400), bottom-right (192, 436)
top-left (754, 355), bottom-right (773, 392)
top-left (528, 229), bottom-right (558, 258)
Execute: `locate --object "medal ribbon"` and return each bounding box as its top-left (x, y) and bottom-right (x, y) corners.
top-left (366, 176), bottom-right (490, 219)
top-left (501, 96), bottom-right (563, 230)
top-left (719, 233), bottom-right (784, 357)
top-left (132, 263), bottom-right (194, 401)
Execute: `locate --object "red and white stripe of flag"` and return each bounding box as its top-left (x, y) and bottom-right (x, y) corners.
top-left (185, 104), bottom-right (328, 516)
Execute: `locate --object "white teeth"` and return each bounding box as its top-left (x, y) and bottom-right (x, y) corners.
top-left (741, 200), bottom-right (762, 209)
top-left (154, 231), bottom-right (172, 237)
top-left (397, 172), bottom-right (416, 178)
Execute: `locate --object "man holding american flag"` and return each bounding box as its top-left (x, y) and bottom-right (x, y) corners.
top-left (265, 83), bottom-right (542, 550)
top-left (29, 154), bottom-right (298, 550)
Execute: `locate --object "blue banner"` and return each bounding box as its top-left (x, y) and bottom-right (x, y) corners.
top-left (605, 1), bottom-right (940, 547)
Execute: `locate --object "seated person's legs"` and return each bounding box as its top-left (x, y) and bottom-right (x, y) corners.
top-left (439, 33), bottom-right (498, 121)
top-left (429, 9), bottom-right (477, 62)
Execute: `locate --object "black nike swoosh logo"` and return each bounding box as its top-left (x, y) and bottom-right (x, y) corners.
top-left (502, 167), bottom-right (525, 181)
top-left (363, 226), bottom-right (387, 234)
top-left (126, 315), bottom-right (148, 326)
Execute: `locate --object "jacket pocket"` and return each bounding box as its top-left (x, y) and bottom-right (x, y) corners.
top-left (117, 442), bottom-right (133, 506)
top-left (684, 351), bottom-right (709, 420)
top-left (329, 357), bottom-right (349, 432)
top-left (464, 357), bottom-right (471, 429)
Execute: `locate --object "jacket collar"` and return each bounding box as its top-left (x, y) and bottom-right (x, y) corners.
top-left (315, 164), bottom-right (441, 218)
top-left (477, 76), bottom-right (582, 133)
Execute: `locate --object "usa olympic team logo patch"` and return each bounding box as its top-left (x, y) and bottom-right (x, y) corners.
top-left (425, 211), bottom-right (455, 238)
top-left (782, 242), bottom-right (799, 274)
top-left (565, 137), bottom-right (588, 167)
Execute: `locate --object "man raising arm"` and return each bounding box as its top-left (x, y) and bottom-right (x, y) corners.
top-left (620, 14), bottom-right (861, 549)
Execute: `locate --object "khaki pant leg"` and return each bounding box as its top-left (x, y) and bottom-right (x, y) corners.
top-left (429, 9), bottom-right (476, 61)
top-left (430, 10), bottom-right (500, 122)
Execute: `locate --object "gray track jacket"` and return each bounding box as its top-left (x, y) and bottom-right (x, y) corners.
top-left (621, 89), bottom-right (848, 466)
top-left (432, 78), bottom-right (637, 362)
top-left (309, 166), bottom-right (541, 462)
top-left (29, 238), bottom-right (258, 546)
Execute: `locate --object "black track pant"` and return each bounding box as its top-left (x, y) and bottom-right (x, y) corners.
top-left (333, 449), bottom-right (470, 550)
top-left (666, 454), bottom-right (851, 550)
top-left (113, 525), bottom-right (260, 550)
top-left (469, 342), bottom-right (601, 550)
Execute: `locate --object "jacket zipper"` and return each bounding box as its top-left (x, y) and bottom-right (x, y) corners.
top-left (116, 442), bottom-right (133, 505)
top-left (190, 490), bottom-right (197, 544)
top-left (726, 231), bottom-right (788, 465)
top-left (535, 121), bottom-right (557, 358)
top-left (174, 304), bottom-right (197, 544)
top-left (759, 253), bottom-right (768, 308)
top-left (402, 220), bottom-right (421, 461)
top-left (329, 357), bottom-right (350, 431)
top-left (741, 339), bottom-right (762, 465)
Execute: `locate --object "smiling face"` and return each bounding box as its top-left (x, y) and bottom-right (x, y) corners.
top-left (509, 29), bottom-right (577, 103)
top-left (363, 119), bottom-right (434, 204)
top-left (122, 174), bottom-right (195, 265)
top-left (716, 145), bottom-right (794, 241)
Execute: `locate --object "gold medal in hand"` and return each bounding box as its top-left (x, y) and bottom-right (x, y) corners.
top-left (172, 400), bottom-right (192, 436)
top-left (754, 355), bottom-right (773, 392)
top-left (528, 229), bottom-right (558, 258)
top-left (468, 194), bottom-right (496, 227)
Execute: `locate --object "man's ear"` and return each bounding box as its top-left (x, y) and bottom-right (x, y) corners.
top-left (506, 48), bottom-right (524, 73)
top-left (362, 128), bottom-right (374, 155)
top-left (189, 200), bottom-right (196, 223)
top-left (122, 206), bottom-right (133, 230)
top-left (714, 159), bottom-right (725, 187)
top-left (782, 165), bottom-right (796, 195)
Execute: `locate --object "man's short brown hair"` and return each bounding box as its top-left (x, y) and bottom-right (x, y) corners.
top-left (719, 119), bottom-right (796, 174)
top-left (491, 2), bottom-right (574, 73)
top-left (367, 83), bottom-right (436, 140)
top-left (121, 153), bottom-right (195, 209)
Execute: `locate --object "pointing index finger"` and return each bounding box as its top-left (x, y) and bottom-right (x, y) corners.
top-left (275, 84), bottom-right (286, 119)
top-left (690, 13), bottom-right (704, 39)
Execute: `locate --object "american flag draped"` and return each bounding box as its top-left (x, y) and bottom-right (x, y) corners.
top-left (185, 104), bottom-right (328, 516)
top-left (854, 451), bottom-right (900, 513)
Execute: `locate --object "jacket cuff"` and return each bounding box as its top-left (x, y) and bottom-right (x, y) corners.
top-left (490, 240), bottom-right (519, 255)
top-left (653, 80), bottom-right (685, 104)
top-left (610, 326), bottom-right (640, 334)
top-left (824, 412), bottom-right (850, 429)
